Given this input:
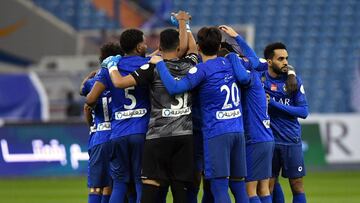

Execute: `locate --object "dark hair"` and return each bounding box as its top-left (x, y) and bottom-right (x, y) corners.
top-left (120, 29), bottom-right (144, 54)
top-left (159, 28), bottom-right (179, 52)
top-left (263, 42), bottom-right (287, 59)
top-left (197, 27), bottom-right (222, 56)
top-left (99, 42), bottom-right (123, 62)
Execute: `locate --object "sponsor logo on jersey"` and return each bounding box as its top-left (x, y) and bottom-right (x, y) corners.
top-left (216, 109), bottom-right (241, 120)
top-left (271, 83), bottom-right (277, 91)
top-left (162, 107), bottom-right (191, 117)
top-left (262, 119), bottom-right (271, 128)
top-left (96, 122), bottom-right (111, 131)
top-left (115, 109), bottom-right (147, 120)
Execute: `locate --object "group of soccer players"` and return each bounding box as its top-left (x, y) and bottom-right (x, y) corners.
top-left (80, 10), bottom-right (309, 203)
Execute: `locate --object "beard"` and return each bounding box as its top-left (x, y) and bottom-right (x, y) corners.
top-left (272, 65), bottom-right (288, 75)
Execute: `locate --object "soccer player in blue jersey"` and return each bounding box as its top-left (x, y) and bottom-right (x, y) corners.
top-left (86, 29), bottom-right (150, 203)
top-left (80, 43), bottom-right (123, 203)
top-left (262, 42), bottom-right (309, 203)
top-left (149, 26), bottom-right (249, 203)
top-left (102, 11), bottom-right (198, 203)
top-left (219, 25), bottom-right (275, 203)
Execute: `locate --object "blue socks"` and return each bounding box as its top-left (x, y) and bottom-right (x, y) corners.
top-left (88, 194), bottom-right (102, 203)
top-left (101, 195), bottom-right (110, 203)
top-left (210, 178), bottom-right (231, 203)
top-left (249, 196), bottom-right (261, 203)
top-left (259, 195), bottom-right (271, 203)
top-left (272, 182), bottom-right (285, 203)
top-left (109, 181), bottom-right (128, 203)
top-left (229, 180), bottom-right (249, 203)
top-left (135, 182), bottom-right (142, 203)
top-left (293, 193), bottom-right (306, 203)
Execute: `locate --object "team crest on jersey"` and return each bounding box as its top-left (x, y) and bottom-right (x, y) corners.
top-left (188, 67), bottom-right (197, 74)
top-left (300, 85), bottom-right (305, 94)
top-left (283, 84), bottom-right (287, 92)
top-left (140, 64), bottom-right (150, 70)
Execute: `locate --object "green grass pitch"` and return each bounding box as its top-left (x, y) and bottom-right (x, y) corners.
top-left (1, 170), bottom-right (359, 203)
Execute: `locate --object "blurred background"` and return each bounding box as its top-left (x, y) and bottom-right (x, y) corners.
top-left (0, 0), bottom-right (359, 202)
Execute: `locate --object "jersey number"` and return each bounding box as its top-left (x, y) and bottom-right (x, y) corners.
top-left (221, 83), bottom-right (240, 109)
top-left (124, 87), bottom-right (137, 109)
top-left (171, 93), bottom-right (189, 109)
top-left (101, 97), bottom-right (111, 122)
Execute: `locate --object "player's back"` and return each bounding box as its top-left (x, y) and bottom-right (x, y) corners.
top-left (195, 57), bottom-right (243, 139)
top-left (95, 55), bottom-right (150, 139)
top-left (81, 77), bottom-right (112, 148)
top-left (241, 71), bottom-right (273, 144)
top-left (146, 57), bottom-right (194, 139)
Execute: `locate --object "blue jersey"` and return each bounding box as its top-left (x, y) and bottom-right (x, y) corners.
top-left (262, 72), bottom-right (308, 144)
top-left (241, 71), bottom-right (273, 144)
top-left (95, 56), bottom-right (150, 139)
top-left (186, 57), bottom-right (244, 139)
top-left (82, 78), bottom-right (112, 148)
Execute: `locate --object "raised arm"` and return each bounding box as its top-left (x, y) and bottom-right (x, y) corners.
top-left (175, 11), bottom-right (190, 58)
top-left (219, 25), bottom-right (262, 69)
top-left (226, 53), bottom-right (250, 85)
top-left (79, 70), bottom-right (97, 96)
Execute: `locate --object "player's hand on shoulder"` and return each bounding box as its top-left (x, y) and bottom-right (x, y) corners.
top-left (149, 55), bottom-right (163, 64)
top-left (286, 66), bottom-right (298, 94)
top-left (101, 55), bottom-right (122, 69)
top-left (219, 25), bottom-right (239, 38)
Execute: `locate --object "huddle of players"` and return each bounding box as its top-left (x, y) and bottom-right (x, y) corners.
top-left (80, 10), bottom-right (309, 203)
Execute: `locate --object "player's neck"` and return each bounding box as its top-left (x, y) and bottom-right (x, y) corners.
top-left (162, 51), bottom-right (178, 60)
top-left (201, 54), bottom-right (217, 62)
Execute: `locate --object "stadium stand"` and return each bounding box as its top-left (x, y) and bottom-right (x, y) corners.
top-left (142, 0), bottom-right (360, 113)
top-left (30, 0), bottom-right (359, 112)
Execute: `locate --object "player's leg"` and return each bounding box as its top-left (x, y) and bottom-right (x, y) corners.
top-left (229, 133), bottom-right (248, 203)
top-left (88, 143), bottom-right (112, 203)
top-left (270, 144), bottom-right (284, 203)
top-left (272, 179), bottom-right (285, 203)
top-left (251, 141), bottom-right (274, 203)
top-left (128, 134), bottom-right (145, 203)
top-left (101, 187), bottom-right (112, 203)
top-left (141, 179), bottom-right (161, 203)
top-left (204, 134), bottom-right (232, 203)
top-left (257, 179), bottom-right (271, 203)
top-left (109, 137), bottom-right (130, 203)
top-left (282, 144), bottom-right (306, 203)
top-left (89, 188), bottom-right (103, 203)
top-left (202, 178), bottom-right (214, 203)
top-left (101, 141), bottom-right (113, 203)
top-left (289, 178), bottom-right (306, 203)
top-left (141, 138), bottom-right (168, 203)
top-left (188, 132), bottom-right (203, 203)
top-left (88, 146), bottom-right (102, 203)
top-left (158, 186), bottom-right (168, 203)
top-left (170, 135), bottom-right (195, 203)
